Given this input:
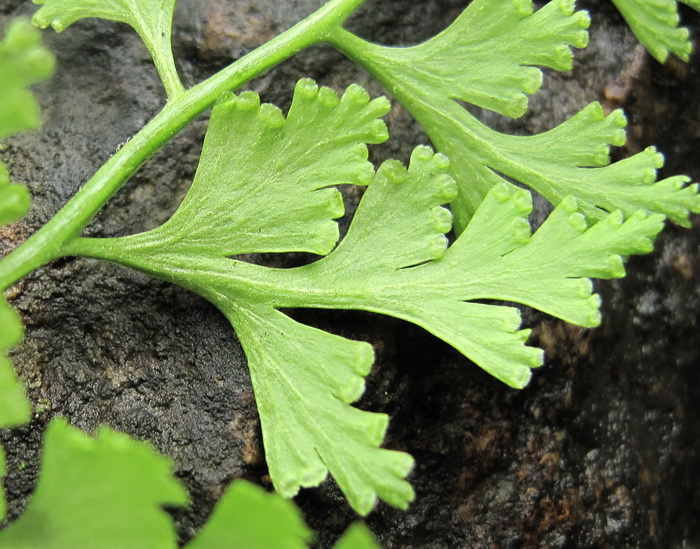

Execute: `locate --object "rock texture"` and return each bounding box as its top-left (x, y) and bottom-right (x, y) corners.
top-left (1, 0), bottom-right (699, 547)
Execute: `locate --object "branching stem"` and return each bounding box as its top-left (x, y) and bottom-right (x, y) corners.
top-left (0, 0), bottom-right (367, 291)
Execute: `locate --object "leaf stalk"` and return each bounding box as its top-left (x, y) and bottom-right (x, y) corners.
top-left (0, 0), bottom-right (367, 291)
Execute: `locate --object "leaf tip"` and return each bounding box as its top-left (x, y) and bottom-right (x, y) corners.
top-left (259, 103), bottom-right (285, 130)
top-left (560, 195), bottom-right (579, 213)
top-left (432, 206), bottom-right (453, 234)
top-left (318, 86), bottom-right (340, 108)
top-left (367, 414), bottom-right (389, 447)
top-left (342, 83), bottom-right (370, 107)
top-left (568, 211), bottom-right (588, 233)
top-left (369, 118), bottom-right (389, 143)
top-left (236, 90), bottom-right (261, 111)
top-left (512, 0), bottom-right (533, 18)
top-left (295, 77), bottom-right (319, 99)
top-left (350, 490), bottom-right (378, 517)
top-left (511, 216), bottom-right (531, 244)
top-left (511, 367), bottom-right (533, 390)
top-left (379, 158), bottom-right (408, 185)
top-left (354, 342), bottom-right (374, 376)
top-left (300, 463), bottom-right (329, 487)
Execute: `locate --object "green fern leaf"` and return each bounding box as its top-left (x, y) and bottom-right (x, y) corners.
top-left (351, 0), bottom-right (589, 119)
top-left (332, 523), bottom-right (382, 549)
top-left (0, 18), bottom-right (54, 141)
top-left (71, 143), bottom-right (664, 512)
top-left (229, 305), bottom-right (415, 516)
top-left (329, 0), bottom-right (700, 231)
top-left (0, 17), bottom-right (54, 429)
top-left (0, 419), bottom-right (188, 548)
top-left (611, 0), bottom-right (700, 62)
top-left (113, 81), bottom-right (389, 257)
top-left (32, 0), bottom-right (182, 97)
top-left (184, 480), bottom-right (313, 549)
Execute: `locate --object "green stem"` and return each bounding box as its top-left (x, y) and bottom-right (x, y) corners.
top-left (0, 0), bottom-right (367, 291)
top-left (146, 34), bottom-right (184, 100)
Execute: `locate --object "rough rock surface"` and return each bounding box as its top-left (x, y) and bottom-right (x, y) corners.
top-left (1, 0), bottom-right (699, 547)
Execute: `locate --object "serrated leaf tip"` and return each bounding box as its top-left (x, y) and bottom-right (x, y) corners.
top-left (259, 103), bottom-right (285, 129)
top-left (432, 206), bottom-right (453, 233)
top-left (380, 159), bottom-right (408, 185)
top-left (343, 83), bottom-right (370, 106)
top-left (523, 68), bottom-right (544, 95)
top-left (393, 453), bottom-right (416, 478)
top-left (354, 343), bottom-right (374, 376)
top-left (428, 234), bottom-right (449, 259)
top-left (338, 376), bottom-right (366, 403)
top-left (558, 0), bottom-right (576, 16)
top-left (511, 367), bottom-right (533, 389)
top-left (369, 119), bottom-right (389, 142)
top-left (351, 490), bottom-right (377, 517)
top-left (576, 277), bottom-right (594, 298)
top-left (438, 175), bottom-right (458, 202)
top-left (278, 476), bottom-right (302, 498)
top-left (295, 77), bottom-right (319, 99)
top-left (568, 212), bottom-right (588, 232)
top-left (412, 145), bottom-right (435, 162)
top-left (367, 414), bottom-right (389, 446)
top-left (433, 153), bottom-right (450, 172)
top-left (586, 306), bottom-right (602, 328)
top-left (560, 195), bottom-right (579, 213)
top-left (492, 182), bottom-right (515, 202)
top-left (608, 255), bottom-right (626, 278)
top-left (513, 189), bottom-right (533, 214)
top-left (300, 464), bottom-right (328, 487)
top-left (512, 217), bottom-right (531, 243)
top-left (318, 86), bottom-right (340, 108)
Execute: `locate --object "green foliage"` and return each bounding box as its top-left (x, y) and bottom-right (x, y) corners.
top-left (71, 86), bottom-right (421, 515)
top-left (0, 18), bottom-right (54, 226)
top-left (183, 481), bottom-right (313, 549)
top-left (333, 523), bottom-right (382, 549)
top-left (0, 418), bottom-right (349, 548)
top-left (611, 0), bottom-right (700, 62)
top-left (286, 165), bottom-right (663, 387)
top-left (32, 0), bottom-right (182, 97)
top-left (0, 17), bottom-right (54, 430)
top-left (362, 0), bottom-right (591, 120)
top-left (119, 80), bottom-right (390, 257)
top-left (328, 0), bottom-right (700, 232)
top-left (0, 12), bottom-right (370, 547)
top-left (62, 0), bottom-right (699, 513)
top-left (1, 0), bottom-right (700, 544)
top-left (0, 18), bottom-right (52, 525)
top-left (0, 166), bottom-right (31, 228)
top-left (0, 419), bottom-right (188, 549)
top-left (185, 479), bottom-right (376, 548)
top-left (0, 18), bottom-right (54, 141)
top-left (72, 109), bottom-right (663, 512)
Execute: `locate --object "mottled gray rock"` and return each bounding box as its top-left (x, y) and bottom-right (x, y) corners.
top-left (1, 0), bottom-right (699, 547)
